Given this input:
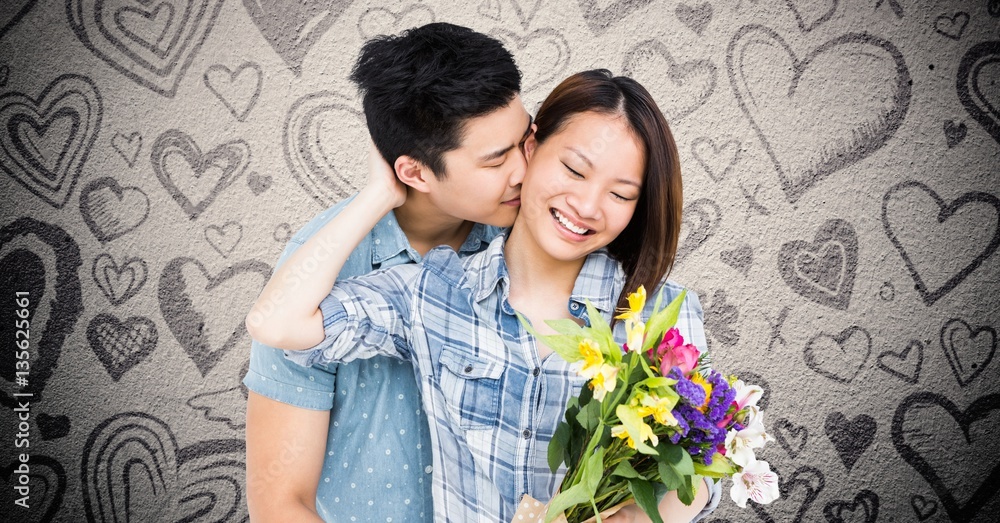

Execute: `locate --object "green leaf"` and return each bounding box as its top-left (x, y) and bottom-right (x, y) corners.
top-left (628, 478), bottom-right (665, 523)
top-left (641, 290), bottom-right (687, 353)
top-left (576, 398), bottom-right (602, 431)
top-left (693, 453), bottom-right (738, 478)
top-left (656, 461), bottom-right (684, 490)
top-left (611, 460), bottom-right (642, 480)
top-left (584, 300), bottom-right (619, 363)
top-left (548, 422), bottom-right (571, 473)
top-left (637, 377), bottom-right (676, 390)
top-left (615, 405), bottom-right (658, 455)
top-left (545, 318), bottom-right (587, 336)
top-left (518, 312), bottom-right (584, 362)
top-left (583, 446), bottom-right (606, 493)
top-left (676, 475), bottom-right (697, 506)
top-left (545, 483), bottom-right (592, 523)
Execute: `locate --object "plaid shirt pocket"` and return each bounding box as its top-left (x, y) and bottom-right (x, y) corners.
top-left (439, 345), bottom-right (504, 430)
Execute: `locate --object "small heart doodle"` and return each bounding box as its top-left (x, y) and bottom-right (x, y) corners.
top-left (728, 25), bottom-right (911, 203)
top-left (675, 198), bottom-right (721, 266)
top-left (87, 313), bottom-right (158, 382)
top-left (79, 176), bottom-right (151, 242)
top-left (82, 412), bottom-right (247, 521)
top-left (882, 180), bottom-right (1000, 306)
top-left (893, 391), bottom-right (1000, 522)
top-left (778, 218), bottom-right (857, 310)
top-left (158, 257), bottom-right (271, 376)
top-left (773, 417), bottom-right (808, 458)
top-left (692, 137), bottom-right (740, 183)
top-left (111, 131), bottom-right (142, 167)
top-left (624, 39), bottom-right (717, 123)
top-left (246, 171), bottom-right (272, 195)
top-left (0, 455), bottom-right (66, 522)
top-left (92, 253), bottom-right (147, 306)
top-left (204, 221), bottom-right (243, 258)
top-left (957, 41), bottom-right (1000, 145)
top-left (150, 129), bottom-right (251, 220)
top-left (703, 289), bottom-right (739, 347)
top-left (0, 74), bottom-right (103, 208)
top-left (675, 3), bottom-right (712, 35)
top-left (720, 244), bottom-right (753, 274)
top-left (876, 339), bottom-right (924, 384)
top-left (824, 412), bottom-right (876, 471)
top-left (803, 325), bottom-right (872, 384)
top-left (37, 412), bottom-right (71, 440)
top-left (823, 489), bottom-right (878, 523)
top-left (943, 120), bottom-right (967, 148)
top-left (0, 218), bottom-right (82, 408)
top-left (934, 12), bottom-right (970, 40)
top-left (910, 494), bottom-right (938, 521)
top-left (204, 62), bottom-right (263, 122)
top-left (69, 0), bottom-right (225, 97)
top-left (242, 0), bottom-right (351, 75)
top-left (578, 0), bottom-right (654, 35)
top-left (785, 0), bottom-right (838, 32)
top-left (749, 466), bottom-right (825, 523)
top-left (358, 4), bottom-right (435, 40)
top-left (940, 318), bottom-right (996, 387)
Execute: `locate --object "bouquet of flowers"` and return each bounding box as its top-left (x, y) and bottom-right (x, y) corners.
top-left (516, 286), bottom-right (779, 523)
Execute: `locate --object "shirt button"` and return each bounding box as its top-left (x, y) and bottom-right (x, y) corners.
top-left (570, 303), bottom-right (580, 310)
top-left (464, 365), bottom-right (474, 373)
top-left (532, 367), bottom-right (540, 377)
top-left (374, 239), bottom-right (381, 244)
top-left (522, 429), bottom-right (531, 439)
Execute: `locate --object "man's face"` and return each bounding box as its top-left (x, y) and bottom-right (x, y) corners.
top-left (423, 95), bottom-right (533, 228)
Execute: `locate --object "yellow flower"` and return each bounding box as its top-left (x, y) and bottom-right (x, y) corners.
top-left (690, 373), bottom-right (713, 413)
top-left (611, 419), bottom-right (659, 449)
top-left (615, 285), bottom-right (647, 322)
top-left (638, 393), bottom-right (678, 427)
top-left (590, 364), bottom-right (619, 401)
top-left (578, 338), bottom-right (603, 379)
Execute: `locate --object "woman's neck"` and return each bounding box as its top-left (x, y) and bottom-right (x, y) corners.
top-left (504, 221), bottom-right (586, 306)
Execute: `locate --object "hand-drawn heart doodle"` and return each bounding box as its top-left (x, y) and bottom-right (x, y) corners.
top-left (37, 412), bottom-right (71, 440)
top-left (876, 340), bottom-right (924, 384)
top-left (493, 29), bottom-right (571, 96)
top-left (825, 412), bottom-right (876, 471)
top-left (242, 0), bottom-right (352, 75)
top-left (150, 129), bottom-right (250, 220)
top-left (204, 221), bottom-right (243, 258)
top-left (728, 25), bottom-right (911, 203)
top-left (87, 313), bottom-right (158, 382)
top-left (82, 412), bottom-right (248, 521)
top-left (92, 253), bottom-right (147, 306)
top-left (692, 137), bottom-right (740, 183)
top-left (893, 391), bottom-right (1000, 522)
top-left (703, 289), bottom-right (739, 347)
top-left (624, 39), bottom-right (716, 123)
top-left (778, 218), bottom-right (857, 310)
top-left (749, 466), bottom-right (824, 523)
top-left (284, 91), bottom-right (367, 206)
top-left (111, 131), bottom-right (141, 167)
top-left (478, 0), bottom-right (502, 20)
top-left (675, 198), bottom-right (721, 266)
top-left (0, 0), bottom-right (38, 40)
top-left (773, 418), bottom-right (808, 458)
top-left (0, 218), bottom-right (82, 409)
top-left (69, 0), bottom-right (224, 97)
top-left (357, 4), bottom-right (435, 40)
top-left (0, 455), bottom-right (66, 522)
top-left (505, 0), bottom-right (543, 29)
top-left (676, 3), bottom-right (712, 35)
top-left (246, 171), bottom-right (271, 195)
top-left (0, 74), bottom-right (102, 208)
top-left (159, 257), bottom-right (271, 376)
top-left (804, 325), bottom-right (871, 384)
top-left (910, 494), bottom-right (938, 521)
top-left (204, 62), bottom-right (263, 122)
top-left (882, 180), bottom-right (1000, 305)
top-left (957, 41), bottom-right (1000, 145)
top-left (940, 319), bottom-right (996, 387)
top-left (944, 120), bottom-right (967, 148)
top-left (785, 0), bottom-right (838, 32)
top-left (578, 0), bottom-right (654, 35)
top-left (79, 177), bottom-right (151, 242)
top-left (823, 489), bottom-right (878, 523)
top-left (187, 384), bottom-right (247, 430)
top-left (934, 12), bottom-right (969, 40)
top-left (720, 244), bottom-right (753, 274)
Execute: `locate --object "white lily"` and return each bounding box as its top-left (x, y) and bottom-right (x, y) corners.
top-left (725, 407), bottom-right (773, 467)
top-left (733, 380), bottom-right (764, 410)
top-left (730, 459), bottom-right (780, 508)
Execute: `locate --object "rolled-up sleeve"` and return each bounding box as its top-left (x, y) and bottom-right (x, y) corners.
top-left (283, 264), bottom-right (419, 368)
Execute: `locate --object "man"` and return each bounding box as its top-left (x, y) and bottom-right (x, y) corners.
top-left (243, 23), bottom-right (533, 521)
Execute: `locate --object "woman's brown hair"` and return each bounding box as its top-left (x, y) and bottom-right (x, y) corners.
top-left (533, 69), bottom-right (683, 317)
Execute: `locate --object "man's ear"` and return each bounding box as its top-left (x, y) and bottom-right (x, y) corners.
top-left (394, 155), bottom-right (433, 193)
top-left (523, 131), bottom-right (539, 162)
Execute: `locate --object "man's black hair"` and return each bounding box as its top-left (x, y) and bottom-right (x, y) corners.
top-left (350, 22), bottom-right (521, 178)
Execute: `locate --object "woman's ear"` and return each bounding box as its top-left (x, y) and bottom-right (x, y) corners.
top-left (394, 155), bottom-right (432, 193)
top-left (523, 131), bottom-right (538, 162)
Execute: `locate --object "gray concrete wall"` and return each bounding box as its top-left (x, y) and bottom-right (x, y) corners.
top-left (1, 0), bottom-right (997, 521)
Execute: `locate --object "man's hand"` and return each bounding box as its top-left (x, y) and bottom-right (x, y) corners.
top-left (367, 140), bottom-right (406, 208)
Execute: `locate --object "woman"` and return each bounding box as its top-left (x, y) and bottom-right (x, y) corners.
top-left (248, 70), bottom-right (720, 522)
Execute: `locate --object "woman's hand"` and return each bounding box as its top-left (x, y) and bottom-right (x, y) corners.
top-left (365, 140), bottom-right (406, 208)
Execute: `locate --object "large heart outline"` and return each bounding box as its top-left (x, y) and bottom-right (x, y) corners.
top-left (68, 0), bottom-right (225, 97)
top-left (150, 129), bottom-right (251, 220)
top-left (727, 25), bottom-right (911, 203)
top-left (493, 28), bottom-right (571, 95)
top-left (0, 455), bottom-right (66, 522)
top-left (242, 0), bottom-right (353, 75)
top-left (81, 411), bottom-right (247, 522)
top-left (749, 466), bottom-right (825, 523)
top-left (803, 325), bottom-right (871, 384)
top-left (578, 0), bottom-right (654, 36)
top-left (940, 318), bottom-right (997, 387)
top-left (778, 218), bottom-right (857, 310)
top-left (79, 176), bottom-right (151, 242)
top-left (158, 257), bottom-right (271, 376)
top-left (284, 90), bottom-right (366, 207)
top-left (86, 313), bottom-right (158, 382)
top-left (0, 74), bottom-right (103, 208)
top-left (882, 180), bottom-right (1000, 306)
top-left (0, 0), bottom-right (38, 39)
top-left (957, 41), bottom-right (1000, 145)
top-left (357, 3), bottom-right (435, 40)
top-left (203, 62), bottom-right (263, 122)
top-left (892, 391), bottom-right (1000, 522)
top-left (0, 218), bottom-right (83, 408)
top-left (785, 0), bottom-right (838, 32)
top-left (623, 39), bottom-right (717, 123)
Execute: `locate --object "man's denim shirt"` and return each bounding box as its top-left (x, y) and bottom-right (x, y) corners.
top-left (243, 194), bottom-right (500, 522)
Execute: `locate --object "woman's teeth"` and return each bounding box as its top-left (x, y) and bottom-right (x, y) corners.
top-left (552, 209), bottom-right (590, 235)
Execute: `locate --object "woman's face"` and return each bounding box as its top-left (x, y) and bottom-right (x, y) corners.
top-left (516, 111), bottom-right (645, 262)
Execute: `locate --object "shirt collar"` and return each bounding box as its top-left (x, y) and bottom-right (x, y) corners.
top-left (370, 210), bottom-right (415, 265)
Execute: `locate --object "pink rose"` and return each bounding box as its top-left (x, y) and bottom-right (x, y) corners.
top-left (656, 329), bottom-right (700, 375)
